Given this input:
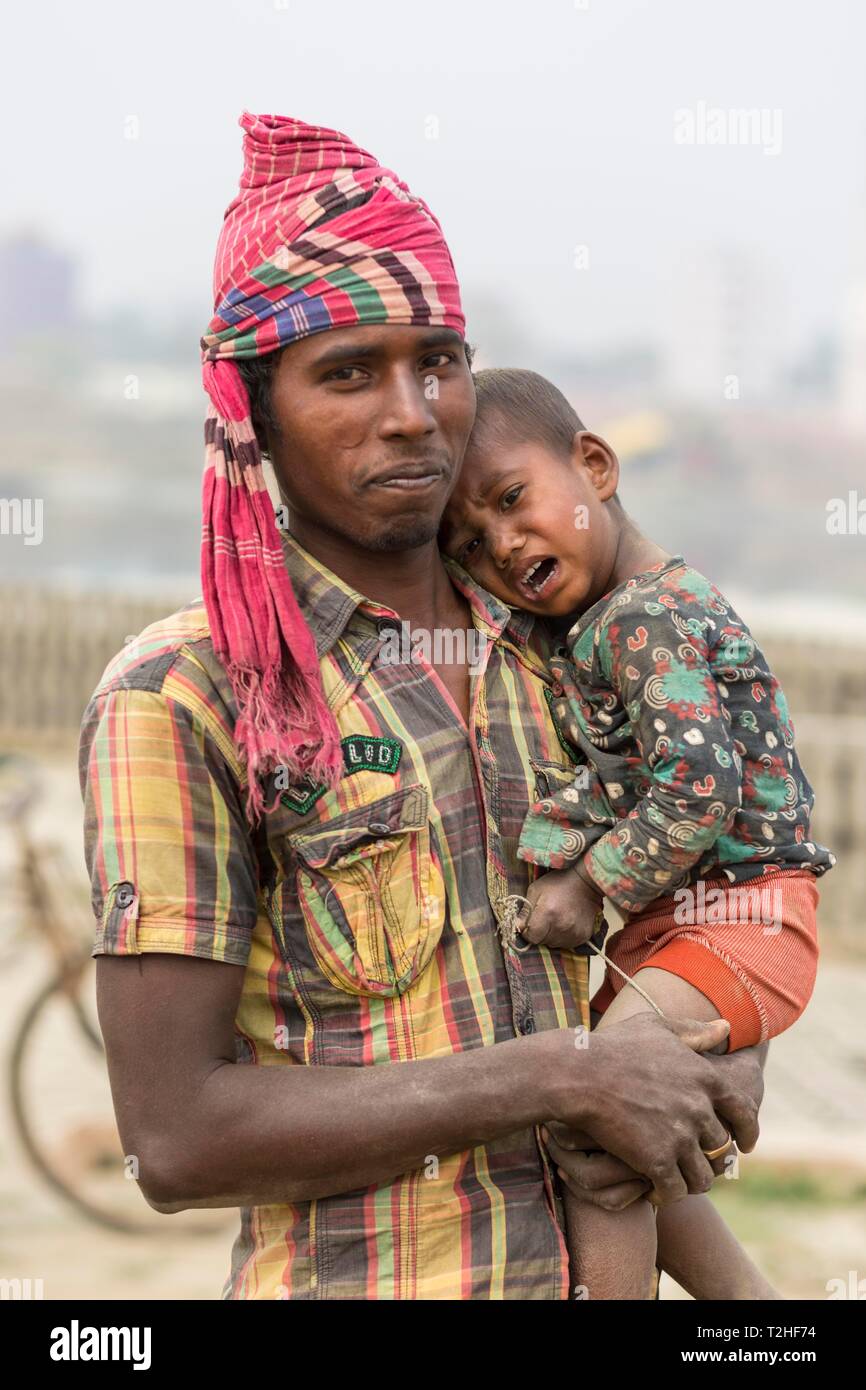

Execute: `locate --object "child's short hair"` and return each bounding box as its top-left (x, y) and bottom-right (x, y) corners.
top-left (470, 368), bottom-right (585, 459)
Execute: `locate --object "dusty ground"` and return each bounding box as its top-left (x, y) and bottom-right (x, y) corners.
top-left (1, 752), bottom-right (864, 1301)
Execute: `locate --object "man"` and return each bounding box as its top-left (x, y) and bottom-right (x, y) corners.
top-left (79, 112), bottom-right (764, 1300)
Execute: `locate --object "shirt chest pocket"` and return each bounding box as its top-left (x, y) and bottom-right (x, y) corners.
top-left (288, 784), bottom-right (446, 998)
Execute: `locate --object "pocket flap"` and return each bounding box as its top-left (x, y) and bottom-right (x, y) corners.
top-left (289, 784), bottom-right (430, 871)
top-left (529, 758), bottom-right (580, 798)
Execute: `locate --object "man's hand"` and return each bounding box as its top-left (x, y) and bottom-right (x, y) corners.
top-left (544, 1120), bottom-right (733, 1211)
top-left (706, 1039), bottom-right (767, 1124)
top-left (542, 1124), bottom-right (652, 1211)
top-left (547, 1038), bottom-right (768, 1211)
top-left (544, 1011), bottom-right (761, 1207)
top-left (518, 864), bottom-right (604, 949)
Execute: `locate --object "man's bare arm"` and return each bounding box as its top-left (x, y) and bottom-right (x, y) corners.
top-left (96, 953), bottom-right (760, 1213)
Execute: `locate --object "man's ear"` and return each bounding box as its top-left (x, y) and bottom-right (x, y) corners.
top-left (572, 431), bottom-right (620, 502)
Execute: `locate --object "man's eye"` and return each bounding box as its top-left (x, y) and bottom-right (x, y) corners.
top-left (325, 366), bottom-right (368, 382)
top-left (421, 352), bottom-right (457, 370)
top-left (501, 485), bottom-right (523, 510)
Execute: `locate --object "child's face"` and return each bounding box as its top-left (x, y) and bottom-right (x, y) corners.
top-left (440, 426), bottom-right (621, 617)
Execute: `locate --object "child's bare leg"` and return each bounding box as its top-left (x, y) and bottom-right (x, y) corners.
top-left (559, 989), bottom-right (665, 1299)
top-left (655, 1190), bottom-right (782, 1299)
top-left (563, 1182), bottom-right (658, 1300)
top-left (593, 966), bottom-right (781, 1299)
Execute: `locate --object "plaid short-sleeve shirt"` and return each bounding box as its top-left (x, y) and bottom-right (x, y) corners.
top-left (79, 536), bottom-right (590, 1300)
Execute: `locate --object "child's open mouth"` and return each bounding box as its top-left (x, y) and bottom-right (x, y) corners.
top-left (515, 555), bottom-right (560, 602)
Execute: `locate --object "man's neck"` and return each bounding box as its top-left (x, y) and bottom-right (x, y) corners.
top-left (289, 524), bottom-right (469, 632)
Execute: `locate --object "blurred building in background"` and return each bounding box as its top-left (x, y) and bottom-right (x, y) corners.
top-left (666, 245), bottom-right (787, 405)
top-left (0, 232), bottom-right (79, 346)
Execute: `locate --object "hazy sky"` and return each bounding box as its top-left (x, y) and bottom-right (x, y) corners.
top-left (5, 0), bottom-right (866, 360)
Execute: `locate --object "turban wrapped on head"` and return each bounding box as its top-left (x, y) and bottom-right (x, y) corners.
top-left (200, 112), bottom-right (465, 823)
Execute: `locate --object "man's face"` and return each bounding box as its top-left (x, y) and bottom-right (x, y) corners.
top-left (266, 324), bottom-right (476, 553)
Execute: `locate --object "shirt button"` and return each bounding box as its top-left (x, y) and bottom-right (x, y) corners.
top-left (518, 1016), bottom-right (535, 1036)
top-left (115, 883), bottom-right (135, 908)
top-left (368, 821), bottom-right (392, 837)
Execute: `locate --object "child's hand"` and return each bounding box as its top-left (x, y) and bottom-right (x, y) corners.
top-left (518, 864), bottom-right (606, 950)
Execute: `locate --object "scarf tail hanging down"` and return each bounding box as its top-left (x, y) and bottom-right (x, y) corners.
top-left (201, 360), bottom-right (343, 824)
top-left (200, 112), bottom-right (465, 824)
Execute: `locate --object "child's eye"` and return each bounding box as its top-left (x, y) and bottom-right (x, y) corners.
top-left (501, 485), bottom-right (523, 510)
top-left (459, 537), bottom-right (481, 565)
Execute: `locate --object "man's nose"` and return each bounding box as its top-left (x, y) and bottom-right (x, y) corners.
top-left (378, 372), bottom-right (437, 438)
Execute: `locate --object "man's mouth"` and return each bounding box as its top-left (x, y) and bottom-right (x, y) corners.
top-left (370, 461), bottom-right (446, 490)
top-left (514, 555), bottom-right (560, 601)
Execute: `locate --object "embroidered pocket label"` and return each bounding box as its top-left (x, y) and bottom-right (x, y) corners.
top-left (341, 735), bottom-right (402, 776)
top-left (279, 779), bottom-right (329, 816)
top-left (279, 736), bottom-right (403, 813)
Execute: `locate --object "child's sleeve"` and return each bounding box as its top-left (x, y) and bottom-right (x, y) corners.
top-left (518, 755), bottom-right (617, 871)
top-left (576, 594), bottom-right (744, 915)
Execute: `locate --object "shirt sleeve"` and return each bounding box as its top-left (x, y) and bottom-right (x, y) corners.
top-left (581, 592), bottom-right (744, 913)
top-left (518, 760), bottom-right (617, 870)
top-left (79, 685), bottom-right (260, 964)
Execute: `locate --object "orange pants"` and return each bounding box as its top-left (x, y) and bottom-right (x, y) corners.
top-left (591, 867), bottom-right (819, 1051)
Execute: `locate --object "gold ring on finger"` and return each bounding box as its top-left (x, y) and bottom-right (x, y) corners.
top-left (701, 1130), bottom-right (733, 1161)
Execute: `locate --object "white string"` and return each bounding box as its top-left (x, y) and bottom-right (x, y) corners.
top-left (583, 938), bottom-right (667, 1019)
top-left (498, 893), bottom-right (667, 1019)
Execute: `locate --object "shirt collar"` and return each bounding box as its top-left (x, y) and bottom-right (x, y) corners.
top-left (441, 556), bottom-right (537, 652)
top-left (281, 533), bottom-right (539, 657)
top-left (281, 532), bottom-right (380, 658)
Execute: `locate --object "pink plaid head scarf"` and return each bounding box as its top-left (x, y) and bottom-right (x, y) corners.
top-left (200, 112), bottom-right (465, 823)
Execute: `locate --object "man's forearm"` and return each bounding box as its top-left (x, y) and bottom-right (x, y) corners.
top-left (148, 1030), bottom-right (573, 1212)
